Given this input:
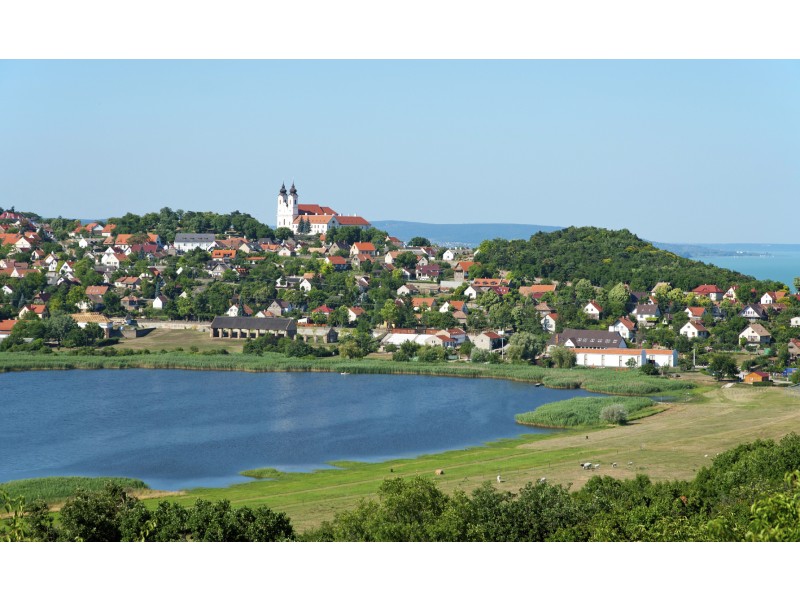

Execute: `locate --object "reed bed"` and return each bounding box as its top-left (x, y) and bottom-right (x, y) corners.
top-left (515, 395), bottom-right (656, 428)
top-left (0, 476), bottom-right (148, 504)
top-left (0, 352), bottom-right (694, 395)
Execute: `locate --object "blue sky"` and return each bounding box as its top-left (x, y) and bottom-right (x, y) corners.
top-left (0, 60), bottom-right (797, 243)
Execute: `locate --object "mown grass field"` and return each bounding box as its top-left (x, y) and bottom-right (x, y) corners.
top-left (114, 328), bottom-right (246, 353)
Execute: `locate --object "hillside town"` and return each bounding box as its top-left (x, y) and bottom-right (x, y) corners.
top-left (1, 189), bottom-right (799, 384)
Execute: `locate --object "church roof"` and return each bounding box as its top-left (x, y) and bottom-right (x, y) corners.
top-left (297, 204), bottom-right (338, 216)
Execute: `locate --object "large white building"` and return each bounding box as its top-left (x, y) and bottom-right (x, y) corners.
top-left (276, 183), bottom-right (371, 235)
top-left (570, 348), bottom-right (678, 368)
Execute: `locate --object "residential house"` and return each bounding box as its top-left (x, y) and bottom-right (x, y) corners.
top-left (472, 331), bottom-right (506, 351)
top-left (416, 264), bottom-right (442, 281)
top-left (761, 291), bottom-right (788, 305)
top-left (412, 297), bottom-right (437, 312)
top-left (787, 339), bottom-right (800, 361)
top-left (632, 304), bottom-right (661, 326)
top-left (692, 285), bottom-right (724, 302)
top-left (541, 313), bottom-right (558, 333)
top-left (724, 285), bottom-right (739, 301)
top-left (324, 255), bottom-right (349, 271)
top-left (350, 242), bottom-right (376, 257)
top-left (152, 295), bottom-right (169, 310)
top-left (608, 317), bottom-right (636, 341)
top-left (739, 304), bottom-right (767, 322)
top-left (437, 327), bottom-right (467, 345)
top-left (397, 284), bottom-right (419, 296)
top-left (18, 304), bottom-right (48, 319)
top-left (173, 233), bottom-right (216, 252)
top-left (439, 300), bottom-right (467, 314)
top-left (227, 304), bottom-right (253, 317)
top-left (583, 301), bottom-right (603, 320)
top-left (0, 319), bottom-right (17, 340)
top-left (791, 316), bottom-right (800, 328)
top-left (685, 306), bottom-right (707, 322)
top-left (346, 307), bottom-right (365, 323)
top-left (115, 276), bottom-right (142, 291)
top-left (739, 323), bottom-right (772, 345)
top-left (453, 261), bottom-right (475, 282)
top-left (680, 321), bottom-right (709, 339)
top-left (211, 249), bottom-right (237, 262)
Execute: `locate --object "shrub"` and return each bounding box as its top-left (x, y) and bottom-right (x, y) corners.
top-left (600, 403), bottom-right (628, 424)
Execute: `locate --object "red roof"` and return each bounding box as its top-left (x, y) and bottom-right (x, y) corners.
top-left (353, 242), bottom-right (376, 252)
top-left (0, 319), bottom-right (18, 332)
top-left (298, 204), bottom-right (338, 216)
top-left (336, 216), bottom-right (371, 227)
top-left (693, 284), bottom-right (723, 294)
top-left (312, 304), bottom-right (333, 314)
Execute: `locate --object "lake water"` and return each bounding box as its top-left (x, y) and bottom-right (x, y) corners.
top-left (0, 370), bottom-right (600, 491)
top-left (700, 244), bottom-right (800, 291)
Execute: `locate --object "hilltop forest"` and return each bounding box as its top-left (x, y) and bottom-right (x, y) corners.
top-left (476, 227), bottom-right (785, 292)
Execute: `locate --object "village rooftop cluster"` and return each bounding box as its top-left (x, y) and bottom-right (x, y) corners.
top-left (1, 192), bottom-right (799, 383)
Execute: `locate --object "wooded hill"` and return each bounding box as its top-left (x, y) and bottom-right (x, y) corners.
top-left (476, 226), bottom-right (784, 291)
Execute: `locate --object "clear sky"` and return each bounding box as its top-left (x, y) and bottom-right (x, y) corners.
top-left (0, 60), bottom-right (797, 243)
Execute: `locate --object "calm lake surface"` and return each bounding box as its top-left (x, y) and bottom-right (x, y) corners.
top-left (701, 244), bottom-right (800, 291)
top-left (0, 370), bottom-right (600, 490)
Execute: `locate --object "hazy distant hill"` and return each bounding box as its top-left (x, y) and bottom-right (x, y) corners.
top-left (371, 221), bottom-right (562, 247)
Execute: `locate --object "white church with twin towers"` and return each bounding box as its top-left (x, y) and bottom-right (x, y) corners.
top-left (276, 182), bottom-right (371, 235)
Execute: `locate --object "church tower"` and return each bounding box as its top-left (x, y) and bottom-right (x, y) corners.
top-left (276, 182), bottom-right (297, 229)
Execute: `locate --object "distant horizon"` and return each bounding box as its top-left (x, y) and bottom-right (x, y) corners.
top-left (43, 212), bottom-right (798, 247)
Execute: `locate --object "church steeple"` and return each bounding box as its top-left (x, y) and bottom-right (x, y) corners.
top-left (289, 182), bottom-right (297, 195)
top-left (276, 181), bottom-right (297, 229)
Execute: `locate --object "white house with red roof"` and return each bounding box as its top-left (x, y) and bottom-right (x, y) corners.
top-left (608, 317), bottom-right (636, 340)
top-left (680, 321), bottom-right (708, 339)
top-left (541, 312), bottom-right (558, 333)
top-left (685, 306), bottom-right (707, 321)
top-left (583, 301), bottom-right (603, 320)
top-left (0, 319), bottom-right (17, 340)
top-left (692, 284), bottom-right (724, 301)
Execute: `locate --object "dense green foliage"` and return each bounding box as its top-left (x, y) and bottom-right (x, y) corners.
top-left (515, 395), bottom-right (655, 427)
top-left (476, 226), bottom-right (782, 291)
top-left (1, 482), bottom-right (294, 542)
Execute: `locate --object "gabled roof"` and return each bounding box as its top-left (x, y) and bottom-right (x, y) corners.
top-left (615, 317), bottom-right (636, 330)
top-left (693, 284), bottom-right (724, 294)
top-left (519, 284), bottom-right (557, 297)
top-left (686, 306), bottom-right (706, 317)
top-left (683, 321), bottom-right (708, 332)
top-left (743, 323), bottom-right (771, 337)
